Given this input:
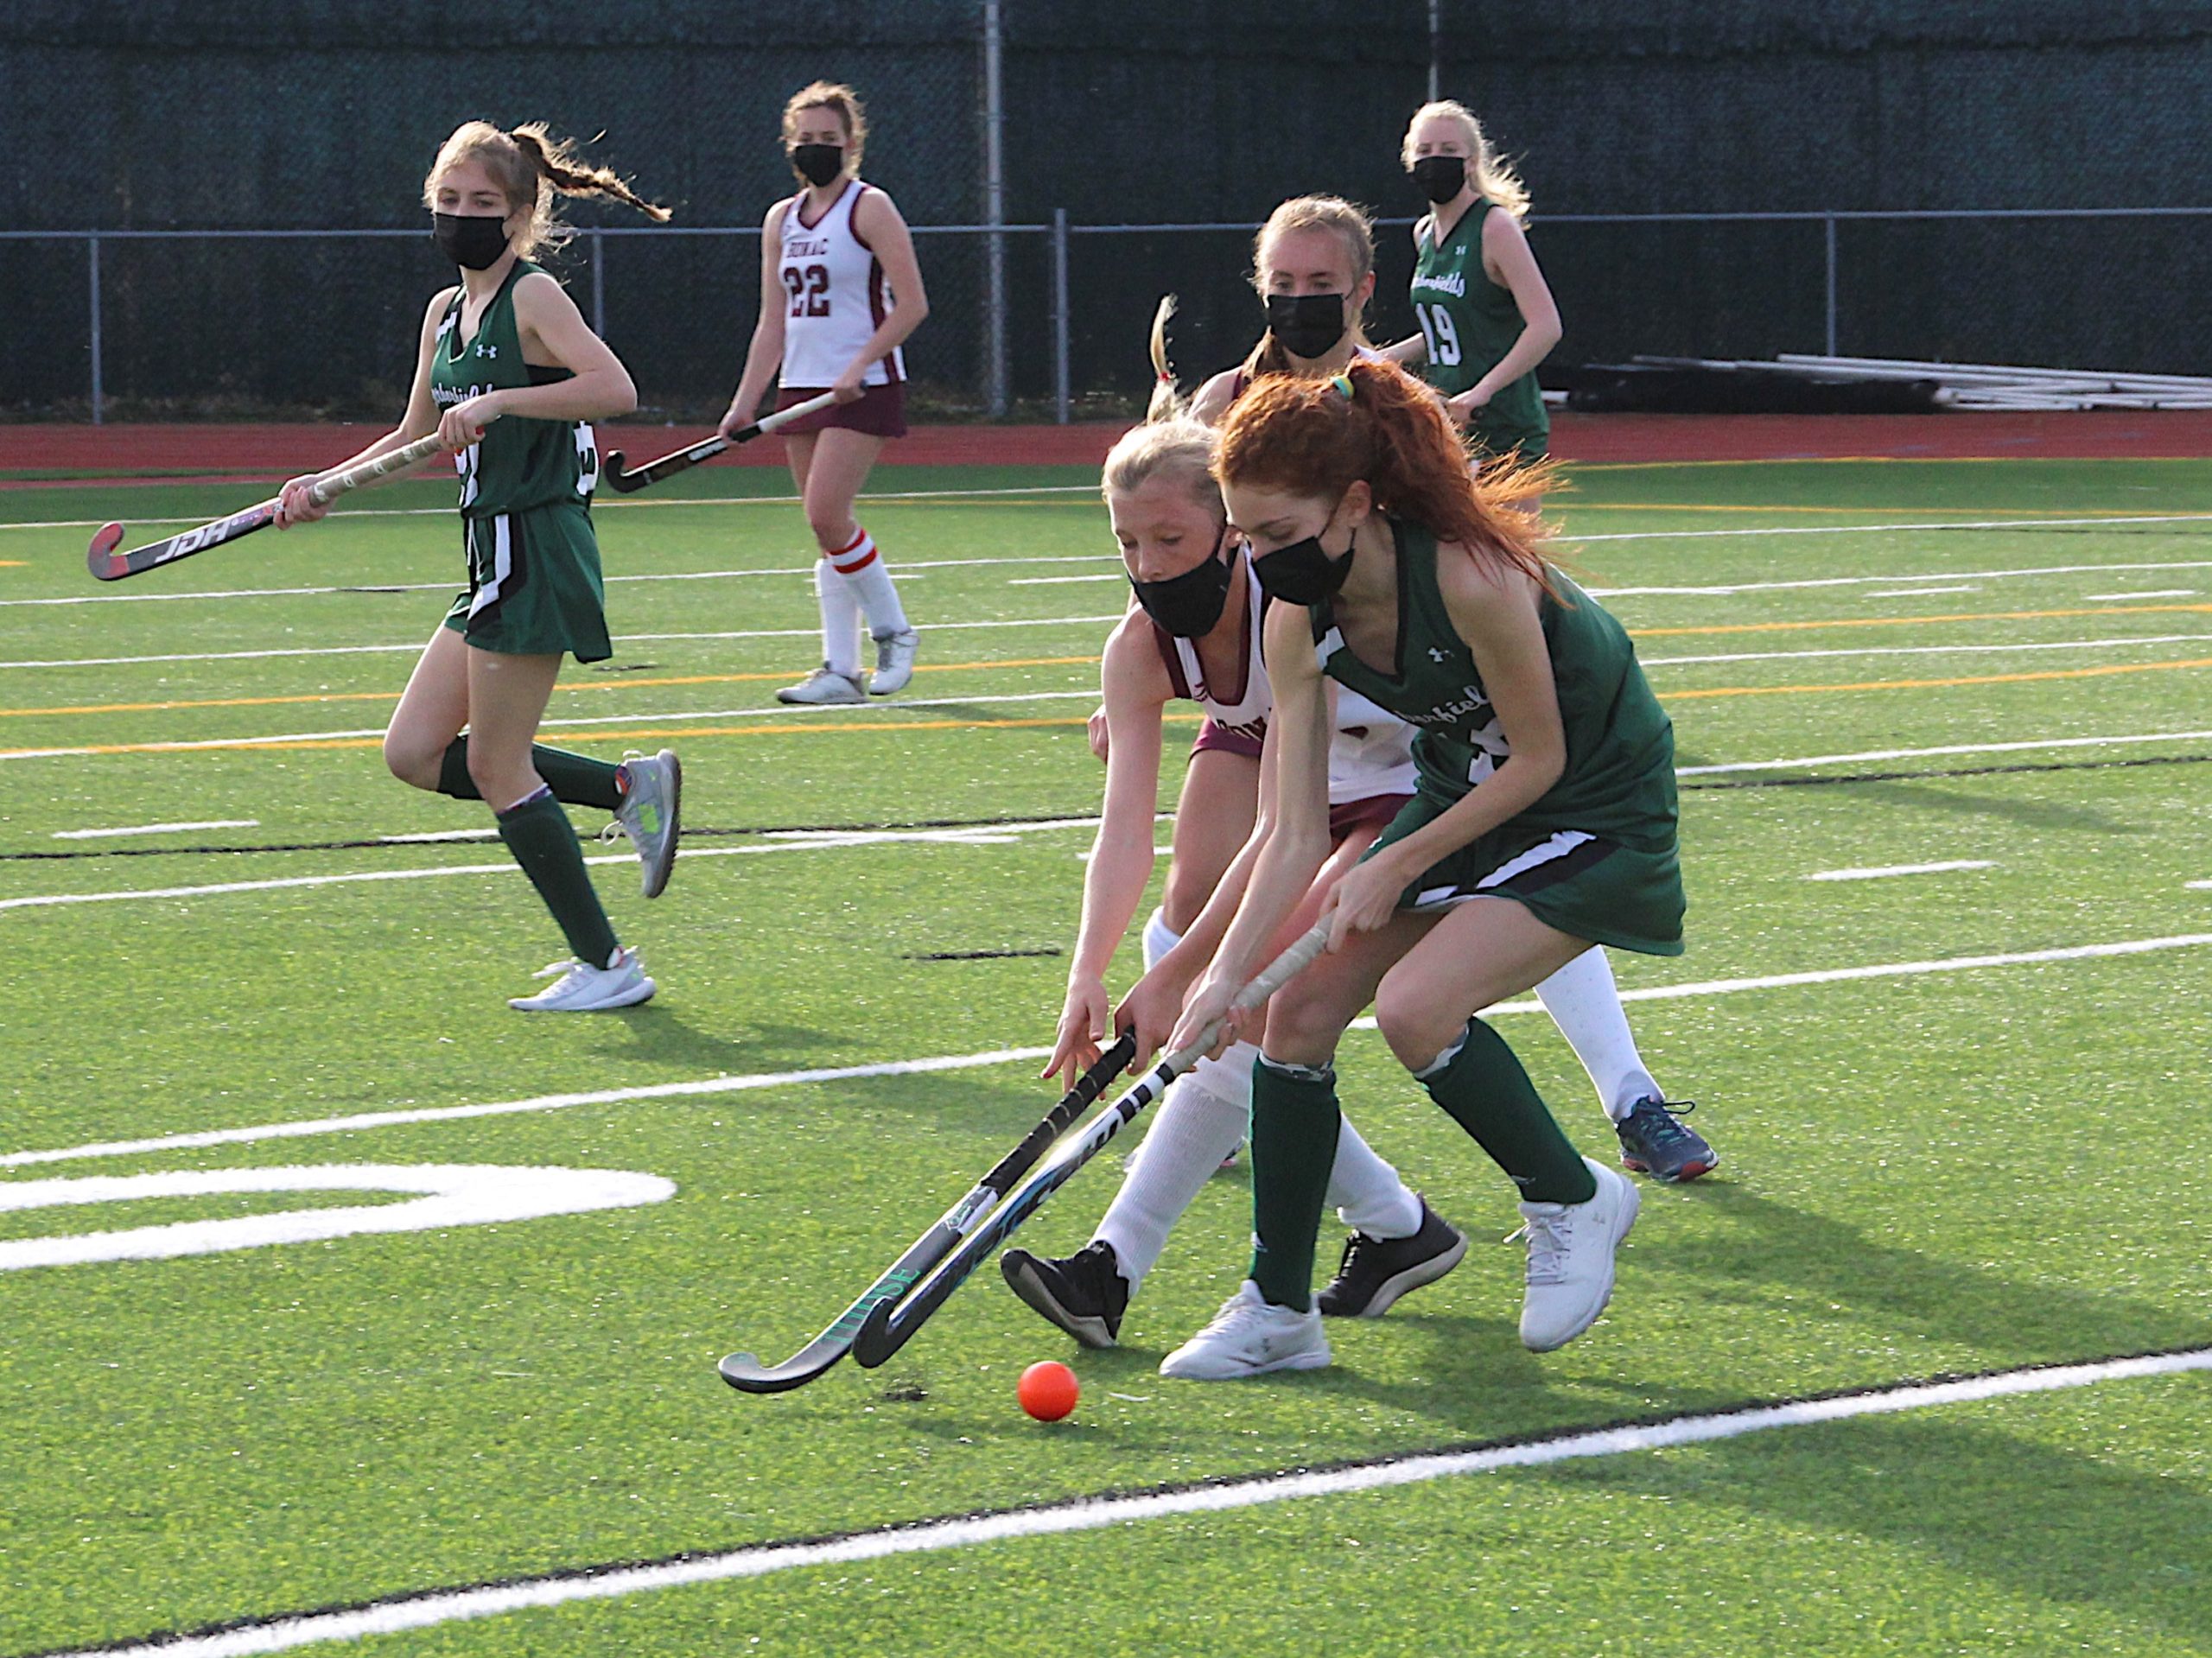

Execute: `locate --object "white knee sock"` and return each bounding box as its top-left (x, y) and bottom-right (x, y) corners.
top-left (1141, 907), bottom-right (1179, 971)
top-left (827, 527), bottom-right (908, 637)
top-left (1095, 1072), bottom-right (1249, 1291)
top-left (1325, 1115), bottom-right (1423, 1239)
top-left (1534, 946), bottom-right (1660, 1121)
top-left (814, 557), bottom-right (862, 677)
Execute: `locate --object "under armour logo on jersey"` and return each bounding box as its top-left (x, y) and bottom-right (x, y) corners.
top-left (474, 342), bottom-right (498, 359)
top-left (1428, 646), bottom-right (1449, 663)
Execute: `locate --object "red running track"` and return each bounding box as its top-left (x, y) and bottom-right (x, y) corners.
top-left (0, 410), bottom-right (2204, 489)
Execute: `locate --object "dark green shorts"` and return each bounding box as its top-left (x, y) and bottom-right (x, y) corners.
top-left (442, 501), bottom-right (612, 663)
top-left (1369, 793), bottom-right (1685, 957)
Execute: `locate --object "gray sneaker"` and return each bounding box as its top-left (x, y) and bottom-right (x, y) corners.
top-left (777, 664), bottom-right (868, 706)
top-left (869, 628), bottom-right (920, 696)
top-left (608, 748), bottom-right (681, 899)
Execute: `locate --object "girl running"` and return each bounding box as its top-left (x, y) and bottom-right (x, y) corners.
top-left (721, 81), bottom-right (927, 706)
top-left (1391, 100), bottom-right (1560, 467)
top-left (276, 121), bottom-right (679, 1013)
top-left (1156, 359), bottom-right (1685, 1380)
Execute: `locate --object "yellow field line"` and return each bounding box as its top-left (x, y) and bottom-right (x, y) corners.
top-left (1637, 601), bottom-right (2212, 638)
top-left (1, 713), bottom-right (1177, 759)
top-left (1573, 454), bottom-right (2212, 473)
top-left (13, 652), bottom-right (2212, 762)
top-left (1665, 656), bottom-right (2212, 702)
top-left (1563, 503), bottom-right (2198, 518)
top-left (0, 560), bottom-right (24, 568)
top-left (0, 657), bottom-right (1099, 719)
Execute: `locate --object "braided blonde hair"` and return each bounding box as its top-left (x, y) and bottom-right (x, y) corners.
top-left (423, 122), bottom-right (670, 260)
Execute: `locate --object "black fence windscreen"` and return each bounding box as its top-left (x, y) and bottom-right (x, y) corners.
top-left (3, 1), bottom-right (2207, 419)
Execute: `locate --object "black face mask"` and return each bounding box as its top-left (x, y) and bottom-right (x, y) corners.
top-left (1411, 155), bottom-right (1467, 204)
top-left (1265, 292), bottom-right (1350, 362)
top-left (1130, 536), bottom-right (1236, 638)
top-left (1252, 525), bottom-right (1355, 607)
top-left (431, 213), bottom-right (512, 271)
top-left (791, 143), bottom-right (844, 187)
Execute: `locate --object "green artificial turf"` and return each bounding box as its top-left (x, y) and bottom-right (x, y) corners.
top-left (0, 454), bottom-right (2208, 1656)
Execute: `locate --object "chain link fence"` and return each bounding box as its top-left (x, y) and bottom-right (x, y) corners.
top-left (4, 1), bottom-right (2208, 422)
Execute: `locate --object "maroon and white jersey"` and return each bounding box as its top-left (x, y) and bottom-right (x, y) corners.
top-left (1149, 553), bottom-right (1415, 804)
top-left (777, 180), bottom-right (904, 388)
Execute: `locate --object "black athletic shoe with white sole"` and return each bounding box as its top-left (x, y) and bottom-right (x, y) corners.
top-left (1615, 1097), bottom-right (1718, 1183)
top-left (1315, 1197), bottom-right (1469, 1318)
top-left (1001, 1239), bottom-right (1131, 1349)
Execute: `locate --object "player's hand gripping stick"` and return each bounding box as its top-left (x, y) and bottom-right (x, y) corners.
top-left (850, 923), bottom-right (1332, 1369)
top-left (603, 391), bottom-right (841, 494)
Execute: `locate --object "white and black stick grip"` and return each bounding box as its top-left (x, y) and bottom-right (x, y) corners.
top-left (86, 431), bottom-right (448, 581)
top-left (717, 1031), bottom-right (1139, 1394)
top-left (850, 924), bottom-right (1332, 1369)
top-left (603, 390), bottom-right (842, 494)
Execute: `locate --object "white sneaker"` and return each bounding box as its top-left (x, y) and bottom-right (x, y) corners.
top-left (1159, 1280), bottom-right (1332, 1380)
top-left (776, 664), bottom-right (868, 706)
top-left (868, 628), bottom-right (920, 696)
top-left (508, 946), bottom-right (657, 1012)
top-left (606, 749), bottom-right (681, 899)
top-left (1516, 1157), bottom-right (1639, 1352)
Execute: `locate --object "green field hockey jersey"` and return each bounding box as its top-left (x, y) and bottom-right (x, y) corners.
top-left (1410, 200), bottom-right (1549, 459)
top-left (1309, 518), bottom-right (1675, 849)
top-left (430, 262), bottom-right (601, 518)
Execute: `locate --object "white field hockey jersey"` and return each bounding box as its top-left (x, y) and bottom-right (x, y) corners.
top-left (777, 180), bottom-right (905, 388)
top-left (1150, 555), bottom-right (1417, 805)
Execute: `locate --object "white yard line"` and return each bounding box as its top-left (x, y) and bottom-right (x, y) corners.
top-left (1676, 727), bottom-right (2212, 775)
top-left (53, 819), bottom-right (257, 840)
top-left (1641, 632), bottom-right (2212, 668)
top-left (8, 541), bottom-right (2212, 611)
top-left (1863, 585), bottom-right (1980, 597)
top-left (1805, 861), bottom-right (1996, 882)
top-left (0, 818), bottom-right (1111, 915)
top-left (0, 614), bottom-right (1126, 673)
top-left (9, 931), bottom-right (2209, 1169)
top-left (27, 1347), bottom-right (2212, 1658)
top-left (2082, 589), bottom-right (2197, 600)
top-left (1584, 555), bottom-right (2212, 597)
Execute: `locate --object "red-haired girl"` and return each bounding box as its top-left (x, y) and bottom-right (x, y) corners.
top-left (1155, 359), bottom-right (1683, 1378)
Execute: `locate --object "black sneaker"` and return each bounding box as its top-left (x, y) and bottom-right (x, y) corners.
top-left (1316, 1197), bottom-right (1469, 1318)
top-left (1615, 1097), bottom-right (1718, 1183)
top-left (1001, 1239), bottom-right (1131, 1349)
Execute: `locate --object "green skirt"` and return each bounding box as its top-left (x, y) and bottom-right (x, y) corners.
top-left (442, 500), bottom-right (612, 664)
top-left (1369, 793), bottom-right (1685, 957)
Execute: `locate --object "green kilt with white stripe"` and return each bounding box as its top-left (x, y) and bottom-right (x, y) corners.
top-left (1369, 791), bottom-right (1686, 957)
top-left (442, 500), bottom-right (612, 664)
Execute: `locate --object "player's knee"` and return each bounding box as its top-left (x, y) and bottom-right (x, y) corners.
top-left (464, 746), bottom-right (524, 804)
top-left (382, 732), bottom-right (441, 791)
top-left (1261, 976), bottom-right (1344, 1068)
top-left (1373, 973), bottom-right (1464, 1073)
top-left (807, 510), bottom-right (857, 553)
top-left (1160, 863), bottom-right (1213, 935)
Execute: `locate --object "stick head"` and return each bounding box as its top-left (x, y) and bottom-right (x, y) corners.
top-left (86, 522), bottom-right (126, 581)
top-left (601, 452), bottom-right (647, 494)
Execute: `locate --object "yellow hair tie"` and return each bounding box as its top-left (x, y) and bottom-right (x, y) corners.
top-left (1330, 372), bottom-right (1355, 400)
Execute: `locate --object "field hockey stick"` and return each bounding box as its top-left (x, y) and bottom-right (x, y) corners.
top-left (851, 922), bottom-right (1332, 1369)
top-left (603, 390), bottom-right (842, 494)
top-left (86, 431), bottom-right (449, 582)
top-left (719, 1032), bottom-right (1138, 1394)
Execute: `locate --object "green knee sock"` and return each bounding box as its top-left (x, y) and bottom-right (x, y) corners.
top-left (1415, 1020), bottom-right (1596, 1205)
top-left (438, 739), bottom-right (624, 813)
top-left (494, 790), bottom-right (620, 966)
top-left (1246, 1054), bottom-right (1343, 1312)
